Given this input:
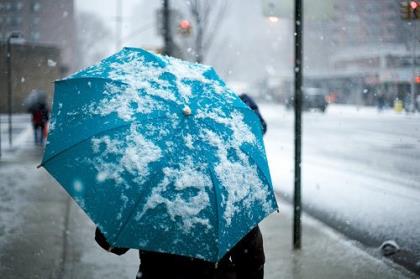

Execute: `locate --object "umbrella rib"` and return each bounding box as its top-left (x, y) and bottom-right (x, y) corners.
top-left (41, 123), bottom-right (131, 166)
top-left (239, 145), bottom-right (272, 189)
top-left (110, 166), bottom-right (163, 246)
top-left (191, 114), bottom-right (225, 260)
top-left (207, 166), bottom-right (223, 260)
top-left (111, 119), bottom-right (187, 245)
top-left (56, 76), bottom-right (128, 84)
top-left (41, 115), bottom-right (167, 166)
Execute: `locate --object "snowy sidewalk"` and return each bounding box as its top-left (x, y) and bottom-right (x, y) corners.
top-left (261, 202), bottom-right (416, 279)
top-left (0, 126), bottom-right (416, 279)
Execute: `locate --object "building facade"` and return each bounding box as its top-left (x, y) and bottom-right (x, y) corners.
top-left (0, 0), bottom-right (75, 72)
top-left (303, 0), bottom-right (420, 106)
top-left (0, 43), bottom-right (61, 112)
top-left (331, 0), bottom-right (413, 47)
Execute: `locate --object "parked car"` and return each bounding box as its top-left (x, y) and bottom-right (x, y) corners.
top-left (285, 87), bottom-right (328, 112)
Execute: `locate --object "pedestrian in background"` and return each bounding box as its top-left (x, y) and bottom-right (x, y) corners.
top-left (239, 93), bottom-right (267, 134)
top-left (31, 103), bottom-right (49, 145)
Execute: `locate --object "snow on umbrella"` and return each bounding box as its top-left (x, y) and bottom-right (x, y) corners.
top-left (40, 47), bottom-right (278, 262)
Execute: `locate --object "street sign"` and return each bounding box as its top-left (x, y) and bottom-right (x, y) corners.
top-left (262, 0), bottom-right (334, 20)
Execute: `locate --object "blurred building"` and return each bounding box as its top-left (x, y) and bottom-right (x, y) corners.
top-left (0, 0), bottom-right (75, 113)
top-left (0, 0), bottom-right (75, 72)
top-left (301, 0), bottom-right (420, 106)
top-left (0, 43), bottom-right (61, 113)
top-left (331, 0), bottom-right (410, 47)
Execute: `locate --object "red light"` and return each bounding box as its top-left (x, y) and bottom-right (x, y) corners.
top-left (416, 76), bottom-right (420, 83)
top-left (410, 1), bottom-right (418, 10)
top-left (179, 19), bottom-right (191, 30)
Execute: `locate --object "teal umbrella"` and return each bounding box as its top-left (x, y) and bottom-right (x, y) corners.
top-left (40, 47), bottom-right (278, 262)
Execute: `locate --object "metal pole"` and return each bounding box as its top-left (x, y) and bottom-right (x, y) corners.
top-left (163, 0), bottom-right (172, 56)
top-left (0, 103), bottom-right (2, 158)
top-left (293, 0), bottom-right (303, 250)
top-left (7, 36), bottom-right (12, 147)
top-left (410, 20), bottom-right (417, 113)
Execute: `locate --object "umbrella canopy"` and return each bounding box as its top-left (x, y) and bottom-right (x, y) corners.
top-left (41, 47), bottom-right (278, 262)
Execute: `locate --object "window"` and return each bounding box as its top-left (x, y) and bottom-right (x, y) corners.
top-left (16, 2), bottom-right (24, 10)
top-left (32, 17), bottom-right (40, 25)
top-left (10, 16), bottom-right (22, 27)
top-left (32, 2), bottom-right (41, 12)
top-left (31, 31), bottom-right (40, 41)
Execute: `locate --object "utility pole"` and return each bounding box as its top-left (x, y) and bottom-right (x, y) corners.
top-left (116, 0), bottom-right (122, 51)
top-left (262, 0), bottom-right (305, 250)
top-left (401, 1), bottom-right (419, 112)
top-left (0, 95), bottom-right (2, 158)
top-left (293, 0), bottom-right (303, 250)
top-left (6, 32), bottom-right (23, 148)
top-left (411, 20), bottom-right (417, 112)
top-left (163, 0), bottom-right (173, 56)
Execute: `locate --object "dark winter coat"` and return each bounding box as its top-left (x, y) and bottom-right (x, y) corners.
top-left (239, 94), bottom-right (267, 135)
top-left (31, 103), bottom-right (49, 127)
top-left (95, 226), bottom-right (264, 279)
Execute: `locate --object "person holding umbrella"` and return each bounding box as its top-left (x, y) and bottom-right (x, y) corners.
top-left (31, 102), bottom-right (49, 145)
top-left (94, 92), bottom-right (268, 279)
top-left (25, 90), bottom-right (49, 145)
top-left (39, 48), bottom-right (277, 279)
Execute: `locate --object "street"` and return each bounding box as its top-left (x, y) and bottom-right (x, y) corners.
top-left (261, 104), bottom-right (420, 274)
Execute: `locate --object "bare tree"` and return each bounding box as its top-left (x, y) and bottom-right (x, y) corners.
top-left (184, 0), bottom-right (229, 63)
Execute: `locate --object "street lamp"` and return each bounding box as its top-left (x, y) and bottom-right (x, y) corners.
top-left (6, 31), bottom-right (24, 148)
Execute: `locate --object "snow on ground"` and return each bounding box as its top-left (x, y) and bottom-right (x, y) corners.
top-left (0, 114), bottom-right (40, 246)
top-left (0, 114), bottom-right (32, 155)
top-left (259, 103), bottom-right (420, 260)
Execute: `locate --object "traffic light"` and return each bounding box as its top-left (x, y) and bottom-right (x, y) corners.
top-left (413, 1), bottom-right (420, 18)
top-left (178, 19), bottom-right (192, 35)
top-left (401, 1), bottom-right (420, 20)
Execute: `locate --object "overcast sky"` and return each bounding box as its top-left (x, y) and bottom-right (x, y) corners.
top-left (74, 0), bottom-right (292, 87)
top-left (75, 0), bottom-right (162, 48)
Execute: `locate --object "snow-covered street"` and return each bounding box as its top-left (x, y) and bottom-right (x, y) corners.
top-left (261, 103), bottom-right (420, 272)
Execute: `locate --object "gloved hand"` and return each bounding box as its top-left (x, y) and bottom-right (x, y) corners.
top-left (95, 227), bottom-right (129, 256)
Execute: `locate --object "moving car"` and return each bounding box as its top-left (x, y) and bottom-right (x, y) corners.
top-left (285, 87), bottom-right (328, 112)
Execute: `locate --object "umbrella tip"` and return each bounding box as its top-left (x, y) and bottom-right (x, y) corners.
top-left (183, 106), bottom-right (192, 116)
top-left (36, 164), bottom-right (42, 169)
